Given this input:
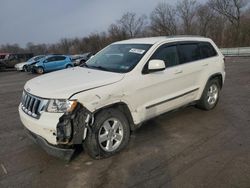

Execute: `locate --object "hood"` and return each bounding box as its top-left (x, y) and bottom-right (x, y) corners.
top-left (24, 67), bottom-right (125, 99)
top-left (15, 62), bottom-right (27, 66)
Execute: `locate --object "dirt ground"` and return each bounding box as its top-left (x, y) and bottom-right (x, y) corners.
top-left (0, 57), bottom-right (249, 188)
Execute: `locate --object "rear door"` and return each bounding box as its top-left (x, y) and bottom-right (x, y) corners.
top-left (44, 56), bottom-right (57, 71)
top-left (175, 42), bottom-right (204, 96)
top-left (55, 56), bottom-right (67, 70)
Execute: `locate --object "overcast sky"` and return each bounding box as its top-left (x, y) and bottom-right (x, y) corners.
top-left (0, 0), bottom-right (181, 46)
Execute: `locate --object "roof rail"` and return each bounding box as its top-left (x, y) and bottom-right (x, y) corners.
top-left (166, 35), bottom-right (205, 38)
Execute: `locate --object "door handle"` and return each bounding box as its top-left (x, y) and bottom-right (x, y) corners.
top-left (174, 70), bottom-right (183, 74)
top-left (202, 63), bottom-right (208, 67)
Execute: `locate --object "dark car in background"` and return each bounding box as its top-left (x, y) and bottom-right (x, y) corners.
top-left (0, 53), bottom-right (33, 69)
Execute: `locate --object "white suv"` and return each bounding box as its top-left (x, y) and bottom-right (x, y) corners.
top-left (19, 36), bottom-right (225, 160)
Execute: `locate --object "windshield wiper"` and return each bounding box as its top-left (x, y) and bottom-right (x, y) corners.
top-left (89, 65), bottom-right (109, 71)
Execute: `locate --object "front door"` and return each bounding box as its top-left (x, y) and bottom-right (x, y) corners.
top-left (126, 43), bottom-right (202, 122)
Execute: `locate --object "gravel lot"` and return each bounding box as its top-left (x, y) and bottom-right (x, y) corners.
top-left (0, 57), bottom-right (250, 188)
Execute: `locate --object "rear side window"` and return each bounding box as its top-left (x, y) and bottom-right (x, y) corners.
top-left (151, 45), bottom-right (179, 67)
top-left (178, 43), bottom-right (201, 64)
top-left (199, 42), bottom-right (217, 58)
top-left (56, 56), bottom-right (66, 61)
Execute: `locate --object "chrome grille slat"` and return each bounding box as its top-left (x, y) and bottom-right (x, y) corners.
top-left (32, 99), bottom-right (39, 114)
top-left (27, 96), bottom-right (33, 111)
top-left (21, 91), bottom-right (48, 119)
top-left (24, 95), bottom-right (30, 107)
top-left (28, 98), bottom-right (35, 111)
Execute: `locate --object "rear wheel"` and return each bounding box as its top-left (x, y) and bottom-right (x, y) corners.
top-left (23, 65), bottom-right (27, 72)
top-left (197, 79), bottom-right (220, 110)
top-left (66, 64), bottom-right (73, 68)
top-left (84, 108), bottom-right (130, 159)
top-left (36, 66), bottom-right (44, 74)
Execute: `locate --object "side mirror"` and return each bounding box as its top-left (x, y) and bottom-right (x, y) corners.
top-left (148, 59), bottom-right (166, 73)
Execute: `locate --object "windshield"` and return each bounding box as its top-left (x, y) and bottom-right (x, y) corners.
top-left (83, 44), bottom-right (152, 73)
top-left (34, 55), bottom-right (45, 61)
top-left (27, 55), bottom-right (44, 62)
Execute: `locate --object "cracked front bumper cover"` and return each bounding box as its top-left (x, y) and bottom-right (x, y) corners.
top-left (25, 128), bottom-right (75, 161)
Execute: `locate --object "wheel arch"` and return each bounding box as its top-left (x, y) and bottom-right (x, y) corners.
top-left (93, 102), bottom-right (137, 131)
top-left (208, 73), bottom-right (223, 89)
top-left (66, 64), bottom-right (73, 68)
top-left (196, 72), bottom-right (223, 101)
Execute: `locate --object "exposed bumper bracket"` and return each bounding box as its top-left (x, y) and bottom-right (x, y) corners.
top-left (25, 128), bottom-right (75, 161)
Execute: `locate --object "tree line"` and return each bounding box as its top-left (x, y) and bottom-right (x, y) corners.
top-left (1, 0), bottom-right (249, 55)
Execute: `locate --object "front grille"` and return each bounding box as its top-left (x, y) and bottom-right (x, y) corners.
top-left (21, 91), bottom-right (48, 119)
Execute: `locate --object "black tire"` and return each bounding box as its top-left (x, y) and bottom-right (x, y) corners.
top-left (66, 64), bottom-right (73, 68)
top-left (196, 78), bottom-right (220, 110)
top-left (80, 60), bottom-right (86, 65)
top-left (84, 108), bottom-right (130, 159)
top-left (23, 65), bottom-right (27, 72)
top-left (36, 66), bottom-right (44, 74)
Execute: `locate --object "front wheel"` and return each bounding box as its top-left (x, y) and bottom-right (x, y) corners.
top-left (36, 66), bottom-right (44, 74)
top-left (84, 109), bottom-right (130, 159)
top-left (197, 79), bottom-right (220, 110)
top-left (23, 65), bottom-right (27, 72)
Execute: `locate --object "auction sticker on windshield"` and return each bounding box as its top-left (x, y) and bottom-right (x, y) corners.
top-left (129, 48), bottom-right (145, 54)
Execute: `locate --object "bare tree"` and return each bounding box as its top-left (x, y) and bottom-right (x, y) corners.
top-left (0, 43), bottom-right (24, 53)
top-left (1, 0), bottom-right (250, 54)
top-left (208, 0), bottom-right (247, 27)
top-left (150, 2), bottom-right (177, 36)
top-left (118, 12), bottom-right (147, 38)
top-left (208, 0), bottom-right (248, 45)
top-left (177, 0), bottom-right (198, 34)
top-left (196, 4), bottom-right (215, 36)
top-left (207, 13), bottom-right (228, 46)
top-left (108, 24), bottom-right (127, 42)
top-left (58, 38), bottom-right (72, 54)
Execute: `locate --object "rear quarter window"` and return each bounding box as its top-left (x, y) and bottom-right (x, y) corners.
top-left (199, 42), bottom-right (217, 58)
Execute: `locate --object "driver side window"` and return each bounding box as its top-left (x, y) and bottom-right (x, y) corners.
top-left (150, 45), bottom-right (179, 68)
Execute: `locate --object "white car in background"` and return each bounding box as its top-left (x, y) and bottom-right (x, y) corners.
top-left (19, 36), bottom-right (225, 160)
top-left (73, 52), bottom-right (93, 66)
top-left (15, 55), bottom-right (45, 71)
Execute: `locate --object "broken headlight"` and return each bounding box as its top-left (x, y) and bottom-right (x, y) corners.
top-left (46, 99), bottom-right (77, 113)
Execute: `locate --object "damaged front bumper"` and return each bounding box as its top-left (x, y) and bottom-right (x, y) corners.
top-left (19, 103), bottom-right (92, 161)
top-left (25, 128), bottom-right (74, 161)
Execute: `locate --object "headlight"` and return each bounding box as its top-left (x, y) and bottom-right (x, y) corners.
top-left (46, 99), bottom-right (77, 113)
